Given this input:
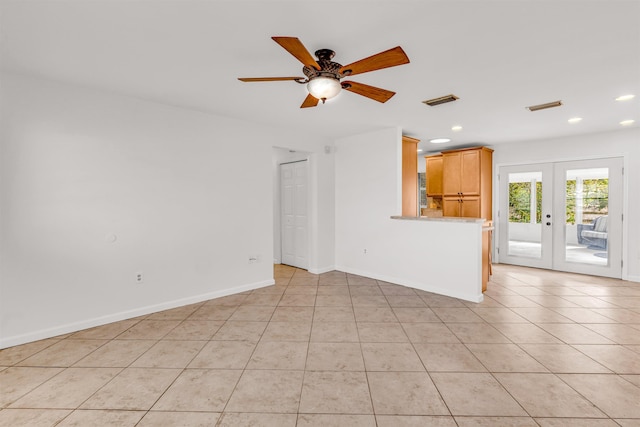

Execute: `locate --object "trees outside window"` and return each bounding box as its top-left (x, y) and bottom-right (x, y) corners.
top-left (509, 179), bottom-right (608, 224)
top-left (508, 182), bottom-right (541, 223)
top-left (566, 178), bottom-right (608, 224)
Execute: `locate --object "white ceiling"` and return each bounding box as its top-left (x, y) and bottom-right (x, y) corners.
top-left (1, 0), bottom-right (639, 153)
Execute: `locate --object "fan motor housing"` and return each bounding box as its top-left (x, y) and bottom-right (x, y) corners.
top-left (302, 49), bottom-right (348, 81)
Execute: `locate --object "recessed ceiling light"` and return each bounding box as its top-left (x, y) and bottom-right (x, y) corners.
top-left (417, 148), bottom-right (424, 152)
top-left (616, 94), bottom-right (635, 102)
top-left (620, 119), bottom-right (635, 126)
top-left (451, 125), bottom-right (463, 131)
top-left (430, 138), bottom-right (450, 144)
top-left (568, 117), bottom-right (582, 124)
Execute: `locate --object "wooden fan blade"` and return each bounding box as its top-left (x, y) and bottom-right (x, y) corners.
top-left (342, 81), bottom-right (396, 103)
top-left (238, 77), bottom-right (305, 82)
top-left (272, 36), bottom-right (320, 69)
top-left (300, 93), bottom-right (319, 108)
top-left (340, 46), bottom-right (409, 76)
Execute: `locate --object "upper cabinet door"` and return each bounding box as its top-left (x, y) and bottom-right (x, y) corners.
top-left (426, 155), bottom-right (443, 196)
top-left (460, 149), bottom-right (481, 195)
top-left (443, 149), bottom-right (482, 196)
top-left (442, 152), bottom-right (462, 196)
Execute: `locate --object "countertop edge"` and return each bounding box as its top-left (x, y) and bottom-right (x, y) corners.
top-left (390, 215), bottom-right (486, 224)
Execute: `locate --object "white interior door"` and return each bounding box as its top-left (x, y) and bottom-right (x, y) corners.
top-left (499, 158), bottom-right (623, 278)
top-left (280, 160), bottom-right (308, 269)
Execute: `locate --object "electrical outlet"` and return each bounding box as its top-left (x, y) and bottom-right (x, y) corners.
top-left (135, 272), bottom-right (144, 283)
top-left (363, 249), bottom-right (367, 255)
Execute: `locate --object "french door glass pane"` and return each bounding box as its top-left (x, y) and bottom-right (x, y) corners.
top-left (565, 168), bottom-right (609, 266)
top-left (507, 171), bottom-right (542, 259)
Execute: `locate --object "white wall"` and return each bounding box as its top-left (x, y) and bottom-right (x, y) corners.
top-left (0, 73), bottom-right (334, 348)
top-left (492, 128), bottom-right (640, 281)
top-left (334, 128), bottom-right (483, 302)
top-left (418, 152), bottom-right (426, 173)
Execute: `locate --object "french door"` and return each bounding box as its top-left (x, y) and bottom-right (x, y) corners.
top-left (498, 158), bottom-right (623, 278)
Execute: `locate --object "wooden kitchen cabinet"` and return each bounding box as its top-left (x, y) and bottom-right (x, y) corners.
top-left (443, 148), bottom-right (484, 196)
top-left (443, 196), bottom-right (480, 218)
top-left (425, 154), bottom-right (443, 196)
top-left (402, 136), bottom-right (420, 216)
top-left (441, 146), bottom-right (493, 220)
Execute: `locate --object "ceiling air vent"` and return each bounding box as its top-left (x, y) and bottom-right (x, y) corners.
top-left (422, 94), bottom-right (459, 106)
top-left (527, 100), bottom-right (562, 111)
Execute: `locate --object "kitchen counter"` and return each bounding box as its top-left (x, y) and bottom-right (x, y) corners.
top-left (387, 215), bottom-right (493, 296)
top-left (391, 215), bottom-right (486, 224)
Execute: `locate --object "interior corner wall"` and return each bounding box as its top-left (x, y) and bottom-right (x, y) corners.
top-left (491, 127), bottom-right (640, 282)
top-left (0, 72), bottom-right (333, 348)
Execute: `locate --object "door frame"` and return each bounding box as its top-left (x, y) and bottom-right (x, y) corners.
top-left (495, 155), bottom-right (626, 279)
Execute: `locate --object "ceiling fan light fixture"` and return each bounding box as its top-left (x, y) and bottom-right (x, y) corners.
top-left (240, 37), bottom-right (409, 108)
top-left (307, 76), bottom-right (341, 103)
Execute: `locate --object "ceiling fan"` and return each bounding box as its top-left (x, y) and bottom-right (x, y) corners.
top-left (238, 36), bottom-right (410, 108)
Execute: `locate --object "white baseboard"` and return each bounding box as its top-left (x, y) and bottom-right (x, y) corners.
top-left (308, 265), bottom-right (336, 275)
top-left (0, 279), bottom-right (274, 349)
top-left (626, 274), bottom-right (640, 283)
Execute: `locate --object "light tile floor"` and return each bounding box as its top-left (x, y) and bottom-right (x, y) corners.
top-left (1, 264), bottom-right (640, 426)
